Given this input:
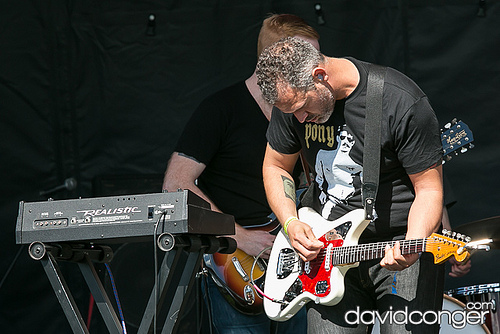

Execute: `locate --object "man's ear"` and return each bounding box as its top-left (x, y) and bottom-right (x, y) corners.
top-left (312, 68), bottom-right (327, 82)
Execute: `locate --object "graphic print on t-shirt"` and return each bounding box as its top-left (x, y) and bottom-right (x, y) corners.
top-left (304, 123), bottom-right (336, 148)
top-left (315, 126), bottom-right (362, 219)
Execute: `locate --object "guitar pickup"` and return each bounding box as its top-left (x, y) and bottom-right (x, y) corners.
top-left (232, 256), bottom-right (249, 282)
top-left (324, 243), bottom-right (333, 271)
top-left (315, 280), bottom-right (329, 294)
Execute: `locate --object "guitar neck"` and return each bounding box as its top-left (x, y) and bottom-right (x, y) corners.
top-left (331, 238), bottom-right (427, 265)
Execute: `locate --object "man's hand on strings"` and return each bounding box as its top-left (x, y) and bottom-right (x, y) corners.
top-left (381, 241), bottom-right (419, 271)
top-left (287, 219), bottom-right (324, 262)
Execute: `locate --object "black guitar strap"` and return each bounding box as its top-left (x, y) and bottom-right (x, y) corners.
top-left (362, 65), bottom-right (387, 220)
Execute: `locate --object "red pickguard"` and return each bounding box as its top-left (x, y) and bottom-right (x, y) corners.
top-left (297, 238), bottom-right (344, 297)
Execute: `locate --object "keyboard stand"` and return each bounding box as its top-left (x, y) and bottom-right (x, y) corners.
top-left (29, 235), bottom-right (236, 334)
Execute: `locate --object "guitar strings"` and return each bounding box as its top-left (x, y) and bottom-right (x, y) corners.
top-left (280, 237), bottom-right (465, 267)
top-left (270, 236), bottom-right (466, 308)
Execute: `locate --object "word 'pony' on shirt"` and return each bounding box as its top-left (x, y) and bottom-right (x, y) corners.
top-left (304, 124), bottom-right (335, 148)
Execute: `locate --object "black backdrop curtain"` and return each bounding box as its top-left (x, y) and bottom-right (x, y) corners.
top-left (1, 1), bottom-right (499, 332)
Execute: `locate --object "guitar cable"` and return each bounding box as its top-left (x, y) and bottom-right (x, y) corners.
top-left (204, 264), bottom-right (253, 306)
top-left (200, 270), bottom-right (214, 334)
top-left (250, 246), bottom-right (289, 306)
top-left (152, 209), bottom-right (168, 334)
top-left (152, 209), bottom-right (212, 334)
top-left (105, 262), bottom-right (128, 334)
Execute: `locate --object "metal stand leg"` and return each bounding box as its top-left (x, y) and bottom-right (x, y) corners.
top-left (78, 257), bottom-right (122, 334)
top-left (32, 235), bottom-right (236, 334)
top-left (38, 244), bottom-right (123, 334)
top-left (162, 251), bottom-right (203, 334)
top-left (137, 245), bottom-right (203, 334)
top-left (41, 253), bottom-right (89, 334)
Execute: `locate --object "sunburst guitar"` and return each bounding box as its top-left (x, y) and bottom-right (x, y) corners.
top-left (203, 221), bottom-right (279, 315)
top-left (263, 207), bottom-right (471, 322)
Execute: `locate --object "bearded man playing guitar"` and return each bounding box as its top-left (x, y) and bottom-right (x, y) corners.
top-left (163, 15), bottom-right (321, 334)
top-left (256, 37), bottom-right (446, 333)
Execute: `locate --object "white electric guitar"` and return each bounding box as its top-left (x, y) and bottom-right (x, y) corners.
top-left (263, 207), bottom-right (472, 321)
top-left (263, 118), bottom-right (475, 321)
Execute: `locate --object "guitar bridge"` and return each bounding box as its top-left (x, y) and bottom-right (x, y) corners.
top-left (277, 248), bottom-right (296, 279)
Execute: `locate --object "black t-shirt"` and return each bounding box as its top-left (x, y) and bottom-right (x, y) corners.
top-left (175, 81), bottom-right (272, 227)
top-left (267, 58), bottom-right (442, 242)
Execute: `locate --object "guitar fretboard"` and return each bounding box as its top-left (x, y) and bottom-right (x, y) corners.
top-left (330, 239), bottom-right (426, 265)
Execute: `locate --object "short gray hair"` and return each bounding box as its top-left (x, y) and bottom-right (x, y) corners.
top-left (256, 37), bottom-right (324, 105)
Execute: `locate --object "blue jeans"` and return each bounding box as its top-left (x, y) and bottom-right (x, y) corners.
top-left (204, 275), bottom-right (307, 334)
top-left (307, 253), bottom-right (444, 334)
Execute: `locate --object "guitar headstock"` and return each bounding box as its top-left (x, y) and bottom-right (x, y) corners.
top-left (426, 230), bottom-right (471, 264)
top-left (441, 119), bottom-right (474, 163)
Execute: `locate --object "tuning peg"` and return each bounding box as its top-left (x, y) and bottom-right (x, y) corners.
top-left (469, 143), bottom-right (475, 149)
top-left (442, 228), bottom-right (448, 235)
top-left (465, 239), bottom-right (492, 252)
top-left (460, 147), bottom-right (468, 154)
top-left (465, 236), bottom-right (472, 243)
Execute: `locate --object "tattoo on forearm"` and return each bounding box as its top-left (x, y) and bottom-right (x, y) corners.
top-left (281, 175), bottom-right (296, 203)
